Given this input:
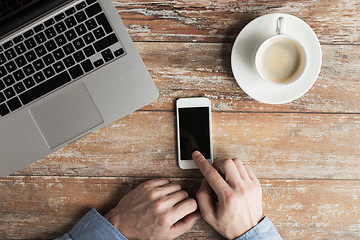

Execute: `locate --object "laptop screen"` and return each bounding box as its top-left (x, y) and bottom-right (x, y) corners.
top-left (0, 0), bottom-right (71, 37)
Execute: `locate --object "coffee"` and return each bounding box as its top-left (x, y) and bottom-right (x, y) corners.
top-left (256, 37), bottom-right (306, 84)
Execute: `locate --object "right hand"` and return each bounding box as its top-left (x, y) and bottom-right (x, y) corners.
top-left (192, 151), bottom-right (263, 239)
top-left (105, 179), bottom-right (200, 240)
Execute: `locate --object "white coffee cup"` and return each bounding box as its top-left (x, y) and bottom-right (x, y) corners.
top-left (255, 17), bottom-right (307, 85)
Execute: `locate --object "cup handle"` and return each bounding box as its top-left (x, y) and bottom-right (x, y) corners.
top-left (276, 17), bottom-right (285, 35)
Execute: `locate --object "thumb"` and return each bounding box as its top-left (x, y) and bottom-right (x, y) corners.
top-left (171, 212), bottom-right (201, 237)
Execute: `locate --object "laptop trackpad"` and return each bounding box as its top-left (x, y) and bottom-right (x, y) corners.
top-left (30, 83), bottom-right (104, 149)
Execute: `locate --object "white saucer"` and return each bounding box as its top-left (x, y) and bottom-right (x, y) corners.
top-left (231, 13), bottom-right (322, 104)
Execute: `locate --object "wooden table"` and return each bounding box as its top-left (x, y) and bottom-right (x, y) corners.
top-left (1, 0), bottom-right (359, 239)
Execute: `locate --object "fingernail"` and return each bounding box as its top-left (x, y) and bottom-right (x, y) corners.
top-left (192, 150), bottom-right (201, 157)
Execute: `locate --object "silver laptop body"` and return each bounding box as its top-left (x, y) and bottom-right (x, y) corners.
top-left (0, 0), bottom-right (158, 177)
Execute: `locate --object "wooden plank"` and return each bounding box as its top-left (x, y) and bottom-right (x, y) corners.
top-left (135, 42), bottom-right (360, 113)
top-left (113, 0), bottom-right (360, 44)
top-left (15, 111), bottom-right (360, 179)
top-left (0, 176), bottom-right (133, 240)
top-left (0, 176), bottom-right (359, 239)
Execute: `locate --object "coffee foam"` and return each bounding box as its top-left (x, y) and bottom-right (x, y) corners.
top-left (258, 38), bottom-right (305, 83)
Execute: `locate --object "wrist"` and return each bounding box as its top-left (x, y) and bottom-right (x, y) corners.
top-left (104, 210), bottom-right (121, 230)
top-left (231, 216), bottom-right (265, 239)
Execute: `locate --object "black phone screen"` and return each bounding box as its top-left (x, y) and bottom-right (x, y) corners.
top-left (178, 107), bottom-right (211, 160)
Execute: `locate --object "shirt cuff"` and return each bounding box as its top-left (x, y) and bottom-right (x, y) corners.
top-left (62, 208), bottom-right (128, 240)
top-left (234, 216), bottom-right (282, 240)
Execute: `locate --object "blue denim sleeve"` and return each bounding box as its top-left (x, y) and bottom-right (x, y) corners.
top-left (55, 208), bottom-right (128, 240)
top-left (234, 216), bottom-right (282, 240)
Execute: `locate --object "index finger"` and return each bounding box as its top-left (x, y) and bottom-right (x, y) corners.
top-left (192, 151), bottom-right (229, 195)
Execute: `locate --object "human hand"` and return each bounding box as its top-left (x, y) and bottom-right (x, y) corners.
top-left (104, 179), bottom-right (200, 240)
top-left (192, 151), bottom-right (263, 239)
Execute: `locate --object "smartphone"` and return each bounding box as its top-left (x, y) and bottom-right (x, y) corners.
top-left (176, 97), bottom-right (213, 169)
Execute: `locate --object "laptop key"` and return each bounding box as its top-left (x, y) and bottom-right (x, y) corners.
top-left (73, 38), bottom-right (85, 50)
top-left (34, 32), bottom-right (47, 44)
top-left (53, 62), bottom-right (65, 73)
top-left (24, 77), bottom-right (35, 88)
top-left (13, 35), bottom-right (24, 44)
top-left (19, 71), bottom-right (71, 105)
top-left (45, 39), bottom-right (57, 52)
top-left (35, 45), bottom-right (47, 57)
top-left (0, 53), bottom-right (6, 64)
top-left (24, 37), bottom-right (36, 49)
top-left (4, 87), bottom-right (16, 99)
top-left (7, 97), bottom-right (22, 111)
top-left (3, 41), bottom-right (13, 49)
top-left (43, 66), bottom-right (55, 78)
top-left (15, 55), bottom-right (27, 67)
top-left (53, 48), bottom-right (65, 60)
top-left (55, 13), bottom-right (66, 22)
top-left (43, 54), bottom-right (55, 66)
top-left (33, 59), bottom-right (45, 71)
top-left (81, 59), bottom-right (94, 72)
top-left (23, 29), bottom-right (34, 38)
top-left (86, 0), bottom-right (97, 5)
top-left (23, 64), bottom-right (35, 76)
top-left (83, 45), bottom-right (95, 57)
top-left (85, 19), bottom-right (97, 31)
top-left (69, 64), bottom-right (84, 79)
top-left (54, 22), bottom-right (67, 34)
top-left (0, 66), bottom-right (7, 77)
top-left (4, 75), bottom-right (15, 86)
top-left (5, 61), bottom-right (17, 73)
top-left (0, 92), bottom-right (5, 103)
top-left (93, 27), bottom-right (105, 39)
top-left (75, 24), bottom-right (87, 36)
top-left (63, 43), bottom-right (75, 55)
top-left (75, 11), bottom-right (87, 23)
top-left (44, 18), bottom-right (55, 27)
top-left (55, 34), bottom-right (67, 47)
top-left (95, 13), bottom-right (113, 34)
top-left (5, 48), bottom-right (16, 60)
top-left (25, 50), bottom-right (37, 62)
top-left (85, 3), bottom-right (102, 18)
top-left (65, 29), bottom-right (77, 41)
top-left (76, 2), bottom-right (87, 10)
top-left (63, 56), bottom-right (75, 68)
top-left (65, 16), bottom-right (77, 28)
top-left (65, 7), bottom-right (76, 16)
top-left (0, 80), bottom-right (5, 90)
top-left (44, 27), bottom-right (57, 39)
top-left (101, 49), bottom-right (114, 62)
top-left (114, 48), bottom-right (125, 57)
top-left (14, 43), bottom-right (26, 55)
top-left (0, 103), bottom-right (10, 116)
top-left (83, 32), bottom-right (95, 44)
top-left (93, 33), bottom-right (118, 52)
top-left (34, 24), bottom-right (44, 33)
top-left (14, 82), bottom-right (26, 94)
top-left (13, 70), bottom-right (25, 81)
top-left (33, 72), bottom-right (46, 83)
top-left (73, 51), bottom-right (85, 62)
top-left (93, 59), bottom-right (104, 67)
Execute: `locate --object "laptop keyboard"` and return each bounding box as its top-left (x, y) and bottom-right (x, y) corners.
top-left (0, 0), bottom-right (126, 117)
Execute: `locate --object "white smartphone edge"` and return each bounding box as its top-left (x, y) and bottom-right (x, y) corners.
top-left (176, 97), bottom-right (213, 169)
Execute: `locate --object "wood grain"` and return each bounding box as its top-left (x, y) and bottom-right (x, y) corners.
top-left (15, 111), bottom-right (360, 179)
top-left (135, 42), bottom-right (360, 113)
top-left (0, 176), bottom-right (359, 239)
top-left (2, 0), bottom-right (359, 239)
top-left (113, 0), bottom-right (360, 44)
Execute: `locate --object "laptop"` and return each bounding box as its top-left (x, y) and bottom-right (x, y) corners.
top-left (0, 0), bottom-right (159, 177)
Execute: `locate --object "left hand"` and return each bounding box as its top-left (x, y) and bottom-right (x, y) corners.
top-left (105, 178), bottom-right (200, 240)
